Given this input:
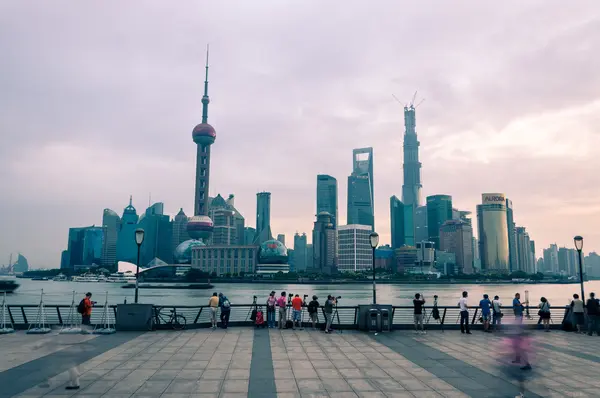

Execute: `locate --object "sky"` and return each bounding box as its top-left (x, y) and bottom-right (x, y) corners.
top-left (1, 1), bottom-right (599, 268)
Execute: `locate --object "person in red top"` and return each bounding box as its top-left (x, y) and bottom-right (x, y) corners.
top-left (82, 292), bottom-right (94, 325)
top-left (277, 291), bottom-right (287, 329)
top-left (291, 294), bottom-right (303, 330)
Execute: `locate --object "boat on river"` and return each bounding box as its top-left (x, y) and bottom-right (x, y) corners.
top-left (52, 273), bottom-right (68, 281)
top-left (72, 273), bottom-right (107, 282)
top-left (122, 282), bottom-right (214, 290)
top-left (0, 277), bottom-right (19, 293)
top-left (106, 271), bottom-right (136, 283)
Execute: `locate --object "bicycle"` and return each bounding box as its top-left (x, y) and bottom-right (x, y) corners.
top-left (153, 307), bottom-right (186, 330)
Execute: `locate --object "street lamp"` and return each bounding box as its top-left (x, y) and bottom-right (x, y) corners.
top-left (134, 228), bottom-right (145, 304)
top-left (369, 232), bottom-right (379, 305)
top-left (574, 235), bottom-right (584, 300)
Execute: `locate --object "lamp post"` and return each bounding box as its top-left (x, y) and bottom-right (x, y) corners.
top-left (134, 228), bottom-right (145, 304)
top-left (369, 232), bottom-right (379, 305)
top-left (574, 235), bottom-right (584, 300)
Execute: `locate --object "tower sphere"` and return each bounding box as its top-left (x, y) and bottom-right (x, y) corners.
top-left (187, 215), bottom-right (214, 240)
top-left (192, 123), bottom-right (216, 145)
top-left (174, 239), bottom-right (205, 264)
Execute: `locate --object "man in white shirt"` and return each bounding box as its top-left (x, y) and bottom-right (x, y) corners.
top-left (458, 291), bottom-right (471, 334)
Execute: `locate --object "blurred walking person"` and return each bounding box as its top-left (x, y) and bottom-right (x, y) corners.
top-left (459, 291), bottom-right (471, 334)
top-left (538, 297), bottom-right (551, 332)
top-left (587, 292), bottom-right (600, 336)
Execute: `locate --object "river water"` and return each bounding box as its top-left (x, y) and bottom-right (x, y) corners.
top-left (6, 278), bottom-right (600, 307)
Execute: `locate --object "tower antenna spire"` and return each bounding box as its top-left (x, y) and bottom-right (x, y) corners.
top-left (202, 44), bottom-right (210, 123)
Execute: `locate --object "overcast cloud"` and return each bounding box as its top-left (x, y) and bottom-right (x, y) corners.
top-left (1, 1), bottom-right (599, 268)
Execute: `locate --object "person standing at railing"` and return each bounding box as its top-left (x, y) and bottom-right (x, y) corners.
top-left (307, 295), bottom-right (320, 330)
top-left (570, 294), bottom-right (585, 333)
top-left (413, 293), bottom-right (425, 334)
top-left (277, 291), bottom-right (287, 329)
top-left (324, 295), bottom-right (335, 333)
top-left (458, 291), bottom-right (471, 334)
top-left (538, 297), bottom-right (551, 332)
top-left (266, 291), bottom-right (277, 328)
top-left (77, 292), bottom-right (95, 326)
top-left (291, 294), bottom-right (303, 330)
top-left (492, 295), bottom-right (503, 331)
top-left (218, 293), bottom-right (231, 329)
top-left (586, 292), bottom-right (600, 336)
top-left (208, 292), bottom-right (219, 329)
top-left (479, 294), bottom-right (492, 333)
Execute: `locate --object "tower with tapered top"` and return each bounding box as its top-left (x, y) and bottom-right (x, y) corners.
top-left (402, 104), bottom-right (422, 207)
top-left (187, 46), bottom-right (216, 241)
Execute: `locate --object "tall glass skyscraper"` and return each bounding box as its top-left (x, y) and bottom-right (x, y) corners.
top-left (293, 233), bottom-right (308, 272)
top-left (138, 202), bottom-right (173, 265)
top-left (116, 196), bottom-right (139, 264)
top-left (505, 198), bottom-right (518, 272)
top-left (254, 192), bottom-right (272, 244)
top-left (402, 104), bottom-right (422, 207)
top-left (426, 195), bottom-right (453, 249)
top-left (317, 175), bottom-right (338, 229)
top-left (347, 148), bottom-right (374, 230)
top-left (101, 208), bottom-right (121, 267)
top-left (477, 193), bottom-right (510, 272)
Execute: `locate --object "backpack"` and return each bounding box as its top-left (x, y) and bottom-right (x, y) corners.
top-left (222, 299), bottom-right (231, 309)
top-left (255, 311), bottom-right (264, 325)
top-left (77, 299), bottom-right (86, 314)
top-left (250, 309), bottom-right (257, 321)
top-left (308, 301), bottom-right (318, 314)
top-left (432, 306), bottom-right (440, 320)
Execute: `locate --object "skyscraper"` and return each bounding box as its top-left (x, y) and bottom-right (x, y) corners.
top-left (516, 227), bottom-right (531, 273)
top-left (116, 196), bottom-right (139, 263)
top-left (209, 195), bottom-right (237, 245)
top-left (243, 227), bottom-right (256, 245)
top-left (402, 103), bottom-right (423, 207)
top-left (172, 208), bottom-right (190, 253)
top-left (347, 148), bottom-right (374, 230)
top-left (440, 219), bottom-right (474, 274)
top-left (426, 195), bottom-right (453, 249)
top-left (337, 224), bottom-right (373, 272)
top-left (277, 234), bottom-right (285, 245)
top-left (225, 195), bottom-right (246, 245)
top-left (506, 198), bottom-right (518, 272)
top-left (312, 212), bottom-right (336, 274)
top-left (477, 193), bottom-right (510, 272)
top-left (67, 226), bottom-right (104, 270)
top-left (138, 203), bottom-right (173, 265)
top-left (187, 47), bottom-right (216, 242)
top-left (317, 175), bottom-right (338, 229)
top-left (543, 244), bottom-right (559, 274)
top-left (254, 192), bottom-right (273, 244)
top-left (101, 208), bottom-right (121, 267)
top-left (390, 195), bottom-right (414, 249)
top-left (293, 233), bottom-right (308, 272)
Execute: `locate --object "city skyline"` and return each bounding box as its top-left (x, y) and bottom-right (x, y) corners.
top-left (1, 2), bottom-right (599, 267)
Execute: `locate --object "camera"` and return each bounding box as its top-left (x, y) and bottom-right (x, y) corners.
top-left (336, 296), bottom-right (341, 299)
top-left (303, 294), bottom-right (308, 298)
top-left (253, 295), bottom-right (257, 299)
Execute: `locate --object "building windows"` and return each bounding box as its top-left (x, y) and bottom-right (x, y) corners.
top-left (200, 168), bottom-right (206, 177)
top-left (201, 157), bottom-right (207, 165)
top-left (200, 181), bottom-right (206, 188)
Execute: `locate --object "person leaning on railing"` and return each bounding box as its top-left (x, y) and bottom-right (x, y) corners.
top-left (208, 292), bottom-right (219, 329)
top-left (587, 293), bottom-right (600, 336)
top-left (538, 297), bottom-right (551, 332)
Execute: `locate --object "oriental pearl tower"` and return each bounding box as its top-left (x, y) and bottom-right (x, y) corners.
top-left (187, 46), bottom-right (216, 242)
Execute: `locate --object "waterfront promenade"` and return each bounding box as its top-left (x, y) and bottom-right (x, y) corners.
top-left (1, 328), bottom-right (599, 398)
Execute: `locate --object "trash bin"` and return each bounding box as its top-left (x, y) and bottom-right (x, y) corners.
top-left (380, 308), bottom-right (391, 332)
top-left (369, 309), bottom-right (380, 332)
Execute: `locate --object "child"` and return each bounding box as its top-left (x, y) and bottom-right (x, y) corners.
top-left (255, 307), bottom-right (266, 328)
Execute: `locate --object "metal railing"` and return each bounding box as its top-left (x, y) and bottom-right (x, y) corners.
top-left (4, 304), bottom-right (570, 330)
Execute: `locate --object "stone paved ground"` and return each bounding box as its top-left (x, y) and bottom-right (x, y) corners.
top-left (1, 327), bottom-right (600, 398)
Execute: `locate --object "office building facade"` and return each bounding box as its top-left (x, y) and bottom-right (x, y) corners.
top-left (543, 244), bottom-right (559, 274)
top-left (67, 226), bottom-right (105, 270)
top-left (317, 175), bottom-right (338, 229)
top-left (477, 193), bottom-right (510, 272)
top-left (209, 194), bottom-right (238, 245)
top-left (426, 195), bottom-right (453, 249)
top-left (277, 234), bottom-right (285, 245)
top-left (172, 208), bottom-right (190, 255)
top-left (414, 206), bottom-right (428, 244)
top-left (337, 224), bottom-right (373, 272)
top-left (390, 195), bottom-right (415, 249)
top-left (347, 148), bottom-right (374, 230)
top-left (505, 199), bottom-right (518, 272)
top-left (192, 245), bottom-right (258, 276)
top-left (395, 245), bottom-right (417, 273)
top-left (440, 220), bottom-right (474, 274)
top-left (516, 227), bottom-right (532, 273)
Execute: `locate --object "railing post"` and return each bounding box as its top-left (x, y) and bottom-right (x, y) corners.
top-left (21, 307), bottom-right (27, 324)
top-left (56, 306), bottom-right (63, 325)
top-left (441, 308), bottom-right (447, 325)
top-left (391, 307), bottom-right (396, 329)
top-left (194, 307), bottom-right (203, 324)
top-left (7, 306), bottom-right (15, 325)
top-left (471, 308), bottom-right (479, 325)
